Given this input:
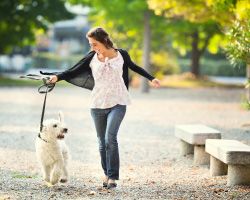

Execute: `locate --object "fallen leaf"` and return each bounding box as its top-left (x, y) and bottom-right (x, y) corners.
top-left (88, 191), bottom-right (96, 195)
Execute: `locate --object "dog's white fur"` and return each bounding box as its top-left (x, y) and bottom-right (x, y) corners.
top-left (35, 112), bottom-right (70, 185)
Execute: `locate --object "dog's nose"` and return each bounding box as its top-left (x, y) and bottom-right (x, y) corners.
top-left (63, 128), bottom-right (68, 133)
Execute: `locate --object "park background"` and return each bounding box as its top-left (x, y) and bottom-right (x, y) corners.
top-left (0, 0), bottom-right (249, 94)
top-left (0, 0), bottom-right (250, 200)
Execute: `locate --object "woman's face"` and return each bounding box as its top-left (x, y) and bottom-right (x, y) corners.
top-left (88, 37), bottom-right (107, 54)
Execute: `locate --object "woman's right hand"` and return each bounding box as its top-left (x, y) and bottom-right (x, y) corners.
top-left (49, 75), bottom-right (58, 84)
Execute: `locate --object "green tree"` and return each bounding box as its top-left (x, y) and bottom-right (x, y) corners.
top-left (207, 0), bottom-right (249, 64)
top-left (148, 0), bottom-right (227, 77)
top-left (208, 0), bottom-right (250, 102)
top-left (167, 20), bottom-right (220, 76)
top-left (0, 0), bottom-right (73, 54)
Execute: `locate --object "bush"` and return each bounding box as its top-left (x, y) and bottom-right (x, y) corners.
top-left (129, 49), bottom-right (180, 79)
top-left (151, 51), bottom-right (180, 78)
top-left (178, 58), bottom-right (246, 77)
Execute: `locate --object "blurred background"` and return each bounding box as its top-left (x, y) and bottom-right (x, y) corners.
top-left (0, 0), bottom-right (249, 95)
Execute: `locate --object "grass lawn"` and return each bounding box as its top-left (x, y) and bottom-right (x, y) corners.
top-left (132, 73), bottom-right (244, 89)
top-left (160, 75), bottom-right (243, 89)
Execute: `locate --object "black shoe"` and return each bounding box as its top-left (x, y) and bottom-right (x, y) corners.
top-left (107, 182), bottom-right (117, 189)
top-left (103, 176), bottom-right (109, 188)
top-left (103, 181), bottom-right (108, 187)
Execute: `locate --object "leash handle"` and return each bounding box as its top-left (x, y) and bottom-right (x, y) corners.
top-left (20, 74), bottom-right (51, 81)
top-left (38, 82), bottom-right (55, 93)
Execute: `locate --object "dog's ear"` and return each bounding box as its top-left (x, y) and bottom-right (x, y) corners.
top-left (58, 111), bottom-right (64, 123)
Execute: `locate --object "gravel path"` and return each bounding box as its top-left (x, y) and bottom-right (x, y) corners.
top-left (1, 86), bottom-right (250, 199)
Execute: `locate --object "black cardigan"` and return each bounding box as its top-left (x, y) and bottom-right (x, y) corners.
top-left (41, 48), bottom-right (155, 90)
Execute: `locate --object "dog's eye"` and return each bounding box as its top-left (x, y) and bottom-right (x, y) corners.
top-left (53, 124), bottom-right (57, 128)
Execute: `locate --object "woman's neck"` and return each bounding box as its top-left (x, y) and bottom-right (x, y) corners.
top-left (99, 48), bottom-right (117, 59)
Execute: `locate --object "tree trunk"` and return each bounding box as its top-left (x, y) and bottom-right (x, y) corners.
top-left (191, 31), bottom-right (200, 76)
top-left (141, 10), bottom-right (151, 93)
top-left (246, 63), bottom-right (250, 103)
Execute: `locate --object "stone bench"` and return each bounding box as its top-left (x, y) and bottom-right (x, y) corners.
top-left (175, 124), bottom-right (221, 165)
top-left (206, 139), bottom-right (250, 186)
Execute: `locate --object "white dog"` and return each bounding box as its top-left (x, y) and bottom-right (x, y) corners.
top-left (35, 112), bottom-right (70, 185)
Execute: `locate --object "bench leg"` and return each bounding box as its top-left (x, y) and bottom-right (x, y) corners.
top-left (210, 156), bottom-right (227, 176)
top-left (194, 145), bottom-right (210, 165)
top-left (180, 139), bottom-right (194, 156)
top-left (227, 164), bottom-right (250, 186)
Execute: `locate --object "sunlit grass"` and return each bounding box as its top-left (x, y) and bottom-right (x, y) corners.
top-left (11, 171), bottom-right (38, 179)
top-left (131, 73), bottom-right (244, 89)
top-left (160, 73), bottom-right (244, 89)
top-left (0, 76), bottom-right (68, 87)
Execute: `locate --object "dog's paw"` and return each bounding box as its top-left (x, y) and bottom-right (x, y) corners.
top-left (60, 178), bottom-right (68, 183)
top-left (45, 181), bottom-right (54, 187)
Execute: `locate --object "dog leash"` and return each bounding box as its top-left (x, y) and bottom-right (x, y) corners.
top-left (20, 74), bottom-right (56, 136)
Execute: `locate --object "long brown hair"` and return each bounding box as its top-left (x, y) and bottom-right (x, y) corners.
top-left (86, 27), bottom-right (114, 49)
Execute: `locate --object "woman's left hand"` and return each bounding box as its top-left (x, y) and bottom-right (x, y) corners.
top-left (151, 78), bottom-right (161, 88)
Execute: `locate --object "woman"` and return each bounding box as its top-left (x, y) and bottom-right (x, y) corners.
top-left (48, 27), bottom-right (160, 189)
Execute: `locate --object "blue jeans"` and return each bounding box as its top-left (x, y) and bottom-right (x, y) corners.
top-left (91, 104), bottom-right (126, 180)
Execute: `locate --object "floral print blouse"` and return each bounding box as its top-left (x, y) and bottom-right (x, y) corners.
top-left (89, 51), bottom-right (131, 109)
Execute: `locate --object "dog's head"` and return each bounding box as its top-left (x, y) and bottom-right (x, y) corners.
top-left (40, 111), bottom-right (68, 142)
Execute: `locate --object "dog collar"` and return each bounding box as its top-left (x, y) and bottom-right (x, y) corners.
top-left (38, 133), bottom-right (49, 143)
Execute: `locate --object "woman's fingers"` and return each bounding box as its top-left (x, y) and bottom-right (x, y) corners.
top-left (152, 79), bottom-right (161, 88)
top-left (49, 76), bottom-right (58, 83)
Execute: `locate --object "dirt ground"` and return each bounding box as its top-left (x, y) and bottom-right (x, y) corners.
top-left (1, 86), bottom-right (250, 199)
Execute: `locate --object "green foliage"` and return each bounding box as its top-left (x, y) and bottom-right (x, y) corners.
top-left (225, 20), bottom-right (250, 66)
top-left (0, 0), bottom-right (73, 54)
top-left (148, 0), bottom-right (217, 23)
top-left (167, 20), bottom-right (221, 56)
top-left (151, 51), bottom-right (180, 78)
top-left (125, 48), bottom-right (179, 78)
top-left (241, 96), bottom-right (250, 110)
top-left (208, 0), bottom-right (250, 65)
top-left (148, 0), bottom-right (225, 55)
top-left (11, 171), bottom-right (38, 179)
top-left (148, 0), bottom-right (250, 78)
